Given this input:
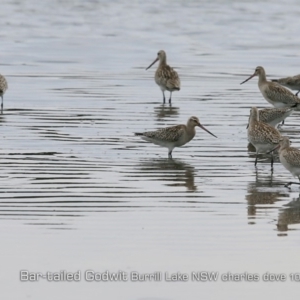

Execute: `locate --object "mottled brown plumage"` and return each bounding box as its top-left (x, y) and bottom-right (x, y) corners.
top-left (247, 107), bottom-right (282, 170)
top-left (139, 125), bottom-right (185, 143)
top-left (135, 116), bottom-right (217, 158)
top-left (0, 74), bottom-right (8, 114)
top-left (258, 107), bottom-right (294, 128)
top-left (272, 74), bottom-right (300, 96)
top-left (275, 137), bottom-right (300, 187)
top-left (241, 66), bottom-right (300, 110)
top-left (146, 50), bottom-right (180, 104)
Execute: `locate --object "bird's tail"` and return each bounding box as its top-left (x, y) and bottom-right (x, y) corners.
top-left (134, 133), bottom-right (144, 136)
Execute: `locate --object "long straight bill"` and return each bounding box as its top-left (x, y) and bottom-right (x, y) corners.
top-left (240, 73), bottom-right (256, 85)
top-left (146, 58), bottom-right (159, 70)
top-left (199, 124), bottom-right (217, 138)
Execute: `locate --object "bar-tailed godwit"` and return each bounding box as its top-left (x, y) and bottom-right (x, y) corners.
top-left (240, 66), bottom-right (300, 109)
top-left (0, 74), bottom-right (8, 114)
top-left (272, 74), bottom-right (300, 96)
top-left (258, 107), bottom-right (294, 128)
top-left (146, 50), bottom-right (180, 104)
top-left (272, 136), bottom-right (300, 187)
top-left (247, 107), bottom-right (282, 170)
top-left (135, 116), bottom-right (217, 158)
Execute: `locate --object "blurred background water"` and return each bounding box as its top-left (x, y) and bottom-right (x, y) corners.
top-left (1, 0), bottom-right (300, 299)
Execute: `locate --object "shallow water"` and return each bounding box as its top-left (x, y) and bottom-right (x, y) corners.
top-left (1, 0), bottom-right (300, 299)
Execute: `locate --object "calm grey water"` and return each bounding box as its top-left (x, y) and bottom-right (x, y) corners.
top-left (1, 0), bottom-right (300, 299)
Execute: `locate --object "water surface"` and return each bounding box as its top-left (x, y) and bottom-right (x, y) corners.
top-left (1, 0), bottom-right (300, 299)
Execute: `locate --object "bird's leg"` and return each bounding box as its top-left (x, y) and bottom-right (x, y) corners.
top-left (296, 90), bottom-right (300, 96)
top-left (284, 182), bottom-right (300, 188)
top-left (168, 150), bottom-right (172, 159)
top-left (281, 120), bottom-right (284, 125)
top-left (169, 92), bottom-right (172, 104)
top-left (254, 151), bottom-right (258, 167)
top-left (162, 91), bottom-right (166, 104)
top-left (284, 176), bottom-right (300, 188)
top-left (271, 151), bottom-right (274, 172)
top-left (1, 96), bottom-right (3, 115)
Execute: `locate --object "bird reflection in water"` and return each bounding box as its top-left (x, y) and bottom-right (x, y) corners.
top-left (0, 114), bottom-right (6, 125)
top-left (246, 172), bottom-right (289, 222)
top-left (153, 104), bottom-right (179, 121)
top-left (277, 195), bottom-right (300, 234)
top-left (137, 158), bottom-right (197, 191)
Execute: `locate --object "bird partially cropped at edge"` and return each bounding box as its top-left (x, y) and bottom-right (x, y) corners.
top-left (272, 74), bottom-right (300, 96)
top-left (146, 50), bottom-right (180, 104)
top-left (0, 74), bottom-right (8, 114)
top-left (134, 116), bottom-right (217, 158)
top-left (247, 107), bottom-right (282, 171)
top-left (270, 136), bottom-right (300, 188)
top-left (240, 66), bottom-right (300, 110)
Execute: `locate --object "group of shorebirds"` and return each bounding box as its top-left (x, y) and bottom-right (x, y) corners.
top-left (136, 50), bottom-right (300, 188)
top-left (240, 66), bottom-right (300, 187)
top-left (135, 50), bottom-right (217, 159)
top-left (2, 50), bottom-right (300, 188)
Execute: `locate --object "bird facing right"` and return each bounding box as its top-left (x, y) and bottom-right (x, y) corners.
top-left (135, 116), bottom-right (217, 158)
top-left (0, 74), bottom-right (8, 114)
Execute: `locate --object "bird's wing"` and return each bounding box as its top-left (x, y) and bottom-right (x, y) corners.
top-left (283, 148), bottom-right (300, 167)
top-left (251, 123), bottom-right (282, 144)
top-left (265, 83), bottom-right (300, 105)
top-left (0, 75), bottom-right (8, 92)
top-left (282, 75), bottom-right (300, 86)
top-left (143, 125), bottom-right (184, 142)
top-left (259, 108), bottom-right (291, 123)
top-left (157, 65), bottom-right (180, 90)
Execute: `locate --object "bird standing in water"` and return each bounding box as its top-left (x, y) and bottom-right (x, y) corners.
top-left (0, 74), bottom-right (8, 114)
top-left (135, 116), bottom-right (217, 158)
top-left (247, 107), bottom-right (282, 171)
top-left (146, 50), bottom-right (180, 104)
top-left (272, 137), bottom-right (300, 188)
top-left (240, 66), bottom-right (300, 109)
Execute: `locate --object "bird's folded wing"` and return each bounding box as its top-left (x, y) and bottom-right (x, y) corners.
top-left (284, 149), bottom-right (300, 167)
top-left (144, 125), bottom-right (184, 142)
top-left (266, 84), bottom-right (299, 104)
top-left (157, 66), bottom-right (180, 90)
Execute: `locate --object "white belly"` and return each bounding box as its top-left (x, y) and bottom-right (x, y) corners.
top-left (251, 142), bottom-right (275, 154)
top-left (260, 88), bottom-right (287, 108)
top-left (280, 155), bottom-right (300, 177)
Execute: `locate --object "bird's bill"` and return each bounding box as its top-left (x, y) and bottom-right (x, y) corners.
top-left (240, 73), bottom-right (256, 85)
top-left (266, 144), bottom-right (280, 154)
top-left (146, 58), bottom-right (159, 70)
top-left (198, 124), bottom-right (217, 138)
